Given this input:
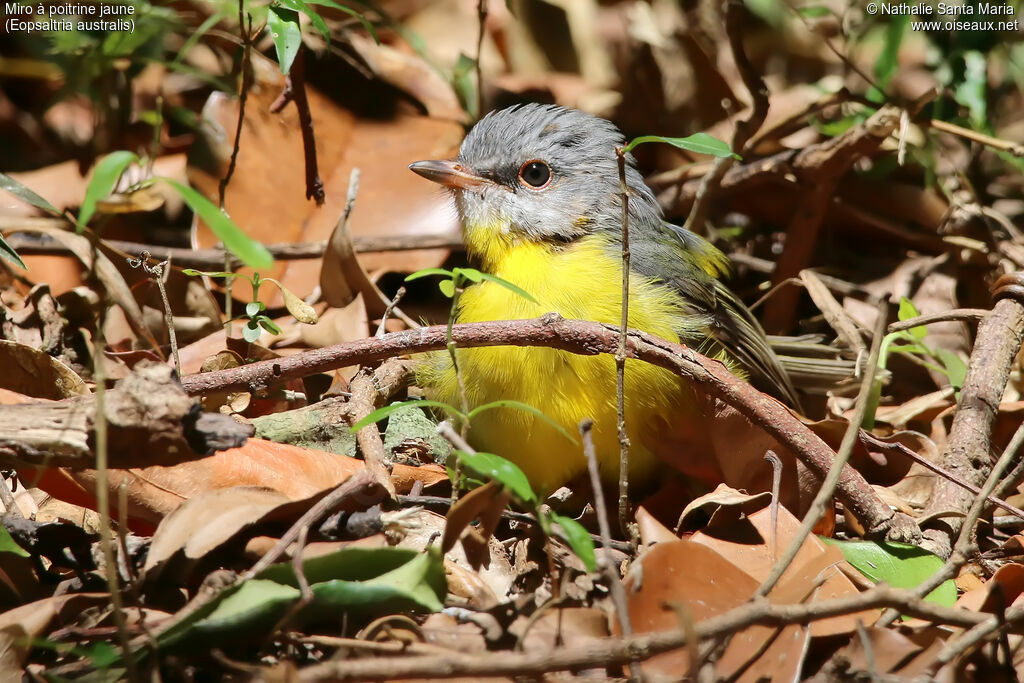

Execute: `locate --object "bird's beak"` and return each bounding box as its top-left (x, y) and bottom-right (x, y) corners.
top-left (409, 159), bottom-right (490, 190)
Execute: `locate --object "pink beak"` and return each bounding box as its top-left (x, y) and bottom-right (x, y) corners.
top-left (409, 159), bottom-right (491, 190)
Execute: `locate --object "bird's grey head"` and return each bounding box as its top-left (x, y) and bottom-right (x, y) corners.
top-left (409, 105), bottom-right (662, 254)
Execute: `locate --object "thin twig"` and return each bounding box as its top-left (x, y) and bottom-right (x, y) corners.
top-left (614, 147), bottom-right (632, 539)
top-left (128, 251), bottom-right (180, 376)
top-left (87, 233), bottom-right (138, 681)
top-left (289, 49), bottom-right (325, 206)
top-left (376, 286), bottom-right (406, 338)
top-left (0, 476), bottom-right (23, 519)
top-left (579, 419), bottom-right (640, 681)
top-left (764, 450), bottom-right (782, 561)
top-left (756, 298), bottom-right (889, 597)
top-left (887, 308), bottom-right (989, 334)
top-left (928, 118), bottom-right (1024, 157)
top-left (474, 0), bottom-right (487, 119)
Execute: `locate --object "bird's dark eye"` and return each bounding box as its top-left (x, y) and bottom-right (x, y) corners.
top-left (518, 160), bottom-right (551, 189)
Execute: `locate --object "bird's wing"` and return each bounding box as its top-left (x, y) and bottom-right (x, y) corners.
top-left (630, 222), bottom-right (801, 408)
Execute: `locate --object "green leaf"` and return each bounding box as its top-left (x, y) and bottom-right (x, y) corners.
top-left (0, 525), bottom-right (29, 558)
top-left (935, 349), bottom-right (967, 391)
top-left (267, 4), bottom-right (302, 74)
top-left (438, 279), bottom-right (455, 298)
top-left (0, 171), bottom-right (62, 217)
top-left (624, 133), bottom-right (740, 160)
top-left (156, 546), bottom-right (445, 652)
top-left (405, 267), bottom-right (454, 281)
top-left (278, 0), bottom-right (330, 43)
top-left (477, 273), bottom-right (538, 303)
top-left (550, 512), bottom-right (596, 571)
top-left (874, 14), bottom-right (909, 89)
top-left (467, 400), bottom-right (577, 444)
top-left (243, 321), bottom-right (262, 342)
top-left (181, 269), bottom-right (245, 279)
top-left (306, 0), bottom-right (379, 42)
top-left (821, 538), bottom-right (957, 606)
top-left (454, 267), bottom-right (483, 283)
top-left (456, 450), bottom-right (537, 505)
top-left (246, 301), bottom-right (264, 317)
top-left (78, 151), bottom-right (139, 228)
top-left (953, 51), bottom-right (988, 129)
top-left (0, 234), bottom-right (27, 270)
top-left (257, 316), bottom-right (282, 335)
top-left (350, 399), bottom-right (466, 432)
top-left (158, 178), bottom-right (273, 270)
top-left (796, 5), bottom-right (832, 17)
top-left (897, 297), bottom-right (926, 340)
top-left (452, 52), bottom-right (478, 120)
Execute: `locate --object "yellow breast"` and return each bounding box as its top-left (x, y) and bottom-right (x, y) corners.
top-left (423, 233), bottom-right (696, 495)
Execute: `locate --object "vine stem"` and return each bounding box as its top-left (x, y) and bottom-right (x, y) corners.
top-left (614, 146), bottom-right (632, 539)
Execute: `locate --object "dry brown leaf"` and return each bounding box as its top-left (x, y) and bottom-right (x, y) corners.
top-left (691, 505), bottom-right (874, 637)
top-left (346, 33), bottom-right (466, 122)
top-left (515, 607), bottom-right (610, 654)
top-left (61, 439), bottom-right (444, 525)
top-left (143, 485), bottom-right (292, 576)
top-left (190, 54), bottom-right (463, 308)
top-left (635, 505), bottom-right (678, 547)
top-left (0, 340), bottom-right (88, 398)
top-left (622, 539), bottom-right (757, 675)
top-left (677, 483), bottom-right (772, 533)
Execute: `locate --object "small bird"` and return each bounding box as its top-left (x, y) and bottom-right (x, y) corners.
top-left (409, 104), bottom-right (797, 496)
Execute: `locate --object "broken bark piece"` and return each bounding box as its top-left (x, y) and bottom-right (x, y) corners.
top-left (0, 360), bottom-right (252, 469)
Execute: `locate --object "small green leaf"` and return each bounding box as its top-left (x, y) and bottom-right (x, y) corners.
top-left (550, 512), bottom-right (596, 571)
top-left (258, 317), bottom-right (282, 335)
top-left (350, 399), bottom-right (466, 432)
top-left (821, 538), bottom-right (957, 606)
top-left (935, 349), bottom-right (967, 392)
top-left (243, 321), bottom-right (262, 342)
top-left (306, 0), bottom-right (378, 42)
top-left (624, 133), bottom-right (740, 160)
top-left (0, 234), bottom-right (27, 270)
top-left (0, 525), bottom-right (29, 558)
top-left (181, 269), bottom-right (245, 279)
top-left (953, 51), bottom-right (988, 129)
top-left (796, 5), bottom-right (832, 17)
top-left (405, 267), bottom-right (454, 281)
top-left (477, 273), bottom-right (538, 303)
top-left (898, 297), bottom-right (927, 340)
top-left (0, 171), bottom-right (62, 217)
top-left (452, 53), bottom-right (478, 120)
top-left (454, 267), bottom-right (483, 283)
top-left (78, 151), bottom-right (139, 228)
top-left (438, 279), bottom-right (455, 298)
top-left (267, 4), bottom-right (302, 74)
top-left (278, 0), bottom-right (330, 43)
top-left (246, 301), bottom-right (263, 317)
top-left (159, 178), bottom-right (273, 270)
top-left (467, 399), bottom-right (577, 444)
top-left (456, 450), bottom-right (536, 505)
top-left (874, 14), bottom-right (909, 89)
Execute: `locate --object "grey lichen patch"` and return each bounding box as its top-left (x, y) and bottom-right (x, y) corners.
top-left (382, 405), bottom-right (452, 466)
top-left (252, 409), bottom-right (357, 457)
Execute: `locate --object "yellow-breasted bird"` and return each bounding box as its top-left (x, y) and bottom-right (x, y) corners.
top-left (409, 104), bottom-right (797, 496)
